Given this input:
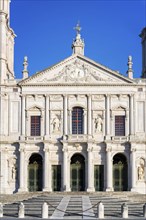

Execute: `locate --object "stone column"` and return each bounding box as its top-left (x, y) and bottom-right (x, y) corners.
top-left (125, 109), bottom-right (129, 136)
top-left (0, 147), bottom-right (8, 193)
top-left (45, 95), bottom-right (50, 137)
top-left (106, 145), bottom-right (113, 191)
top-left (69, 109), bottom-right (72, 135)
top-left (63, 95), bottom-right (68, 135)
top-left (43, 144), bottom-right (51, 191)
top-left (21, 95), bottom-right (26, 137)
top-left (129, 94), bottom-right (134, 136)
top-left (8, 94), bottom-right (11, 135)
top-left (83, 109), bottom-right (87, 135)
top-left (87, 95), bottom-right (92, 135)
top-left (18, 144), bottom-right (25, 192)
top-left (105, 95), bottom-right (110, 138)
top-left (41, 110), bottom-right (44, 136)
top-left (87, 144), bottom-right (95, 192)
top-left (130, 145), bottom-right (136, 191)
top-left (62, 144), bottom-right (70, 191)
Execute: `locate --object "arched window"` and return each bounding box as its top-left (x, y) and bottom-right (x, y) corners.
top-left (72, 107), bottom-right (84, 134)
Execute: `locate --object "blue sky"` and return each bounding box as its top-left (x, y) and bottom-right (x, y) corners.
top-left (11, 0), bottom-right (146, 79)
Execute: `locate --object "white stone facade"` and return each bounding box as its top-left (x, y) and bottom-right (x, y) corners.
top-left (0, 0), bottom-right (146, 194)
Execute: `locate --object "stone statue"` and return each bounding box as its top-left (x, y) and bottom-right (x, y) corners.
top-left (138, 164), bottom-right (144, 180)
top-left (94, 115), bottom-right (103, 132)
top-left (52, 116), bottom-right (60, 132)
top-left (12, 166), bottom-right (15, 179)
top-left (9, 157), bottom-right (17, 180)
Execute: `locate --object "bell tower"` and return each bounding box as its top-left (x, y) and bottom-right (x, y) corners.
top-left (0, 0), bottom-right (15, 84)
top-left (139, 27), bottom-right (146, 78)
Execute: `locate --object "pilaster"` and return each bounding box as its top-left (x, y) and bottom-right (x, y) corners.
top-left (21, 95), bottom-right (26, 139)
top-left (106, 145), bottom-right (113, 191)
top-left (18, 143), bottom-right (26, 192)
top-left (87, 144), bottom-right (95, 192)
top-left (130, 144), bottom-right (136, 191)
top-left (105, 95), bottom-right (111, 139)
top-left (63, 95), bottom-right (68, 135)
top-left (83, 109), bottom-right (87, 134)
top-left (45, 95), bottom-right (50, 138)
top-left (87, 95), bottom-right (92, 135)
top-left (129, 94), bottom-right (135, 139)
top-left (43, 144), bottom-right (52, 192)
top-left (62, 144), bottom-right (70, 191)
top-left (0, 146), bottom-right (8, 194)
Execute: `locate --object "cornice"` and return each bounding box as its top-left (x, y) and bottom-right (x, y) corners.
top-left (19, 83), bottom-right (139, 87)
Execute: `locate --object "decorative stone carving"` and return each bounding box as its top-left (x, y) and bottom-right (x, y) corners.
top-left (94, 115), bottom-right (103, 133)
top-left (36, 59), bottom-right (120, 84)
top-left (50, 95), bottom-right (62, 100)
top-left (74, 143), bottom-right (82, 150)
top-left (137, 158), bottom-right (145, 181)
top-left (93, 95), bottom-right (104, 100)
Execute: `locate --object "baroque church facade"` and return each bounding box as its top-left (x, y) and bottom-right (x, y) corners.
top-left (0, 0), bottom-right (146, 194)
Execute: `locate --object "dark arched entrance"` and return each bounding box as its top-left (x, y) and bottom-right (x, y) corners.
top-left (70, 154), bottom-right (85, 191)
top-left (113, 153), bottom-right (128, 191)
top-left (28, 154), bottom-right (43, 192)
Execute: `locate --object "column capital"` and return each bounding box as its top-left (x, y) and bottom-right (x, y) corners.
top-left (106, 146), bottom-right (112, 152)
top-left (20, 94), bottom-right (26, 98)
top-left (87, 145), bottom-right (93, 152)
top-left (62, 94), bottom-right (68, 98)
top-left (87, 94), bottom-right (92, 98)
top-left (62, 144), bottom-right (68, 152)
top-left (130, 145), bottom-right (136, 152)
top-left (19, 143), bottom-right (25, 152)
top-left (43, 145), bottom-right (50, 153)
top-left (44, 94), bottom-right (50, 98)
top-left (105, 94), bottom-right (111, 98)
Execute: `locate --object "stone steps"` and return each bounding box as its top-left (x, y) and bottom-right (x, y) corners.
top-left (1, 192), bottom-right (146, 219)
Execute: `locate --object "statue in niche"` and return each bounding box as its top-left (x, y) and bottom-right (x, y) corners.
top-left (10, 158), bottom-right (17, 180)
top-left (12, 165), bottom-right (16, 180)
top-left (138, 159), bottom-right (145, 181)
top-left (52, 115), bottom-right (60, 132)
top-left (94, 115), bottom-right (103, 133)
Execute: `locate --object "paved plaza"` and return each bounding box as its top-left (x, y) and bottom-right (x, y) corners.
top-left (0, 192), bottom-right (146, 219)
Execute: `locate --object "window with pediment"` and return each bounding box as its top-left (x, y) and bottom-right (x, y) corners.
top-left (31, 116), bottom-right (41, 136)
top-left (72, 107), bottom-right (84, 134)
top-left (115, 115), bottom-right (125, 136)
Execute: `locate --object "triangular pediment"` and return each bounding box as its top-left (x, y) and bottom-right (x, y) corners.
top-left (19, 54), bottom-right (134, 86)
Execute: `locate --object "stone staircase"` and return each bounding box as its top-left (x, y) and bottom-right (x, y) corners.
top-left (1, 192), bottom-right (146, 219)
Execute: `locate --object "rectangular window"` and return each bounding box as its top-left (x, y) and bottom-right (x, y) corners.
top-left (72, 107), bottom-right (83, 134)
top-left (115, 116), bottom-right (125, 136)
top-left (31, 116), bottom-right (41, 136)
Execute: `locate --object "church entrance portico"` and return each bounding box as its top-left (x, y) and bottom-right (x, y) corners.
top-left (70, 154), bottom-right (85, 191)
top-left (28, 154), bottom-right (43, 192)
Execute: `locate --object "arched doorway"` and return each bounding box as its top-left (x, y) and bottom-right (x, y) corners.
top-left (113, 153), bottom-right (128, 191)
top-left (70, 154), bottom-right (85, 191)
top-left (28, 154), bottom-right (43, 192)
